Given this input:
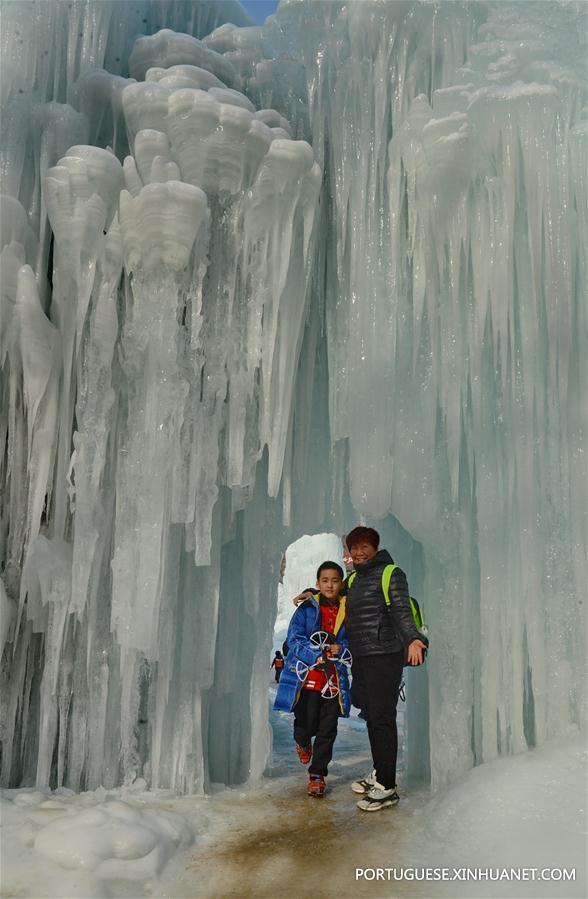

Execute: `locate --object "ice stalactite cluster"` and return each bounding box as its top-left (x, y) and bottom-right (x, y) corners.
top-left (1, 0), bottom-right (321, 792)
top-left (1, 0), bottom-right (586, 795)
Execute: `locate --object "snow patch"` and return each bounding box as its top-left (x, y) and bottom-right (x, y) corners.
top-left (1, 786), bottom-right (192, 898)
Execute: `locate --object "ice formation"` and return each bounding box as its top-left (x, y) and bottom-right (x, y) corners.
top-left (1, 785), bottom-right (192, 895)
top-left (1, 0), bottom-right (585, 795)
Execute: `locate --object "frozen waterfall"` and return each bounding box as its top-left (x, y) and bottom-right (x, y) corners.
top-left (1, 0), bottom-right (585, 795)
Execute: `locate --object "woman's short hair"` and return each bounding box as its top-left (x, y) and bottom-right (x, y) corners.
top-left (345, 526), bottom-right (380, 550)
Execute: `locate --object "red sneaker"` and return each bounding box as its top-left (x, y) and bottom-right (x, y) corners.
top-left (307, 775), bottom-right (326, 797)
top-left (296, 743), bottom-right (312, 764)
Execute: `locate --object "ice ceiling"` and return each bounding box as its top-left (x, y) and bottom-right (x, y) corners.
top-left (0, 0), bottom-right (586, 793)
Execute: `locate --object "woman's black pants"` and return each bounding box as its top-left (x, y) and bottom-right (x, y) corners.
top-left (351, 652), bottom-right (404, 789)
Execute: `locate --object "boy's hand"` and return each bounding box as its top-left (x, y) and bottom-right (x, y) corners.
top-left (292, 590), bottom-right (313, 607)
top-left (407, 639), bottom-right (427, 666)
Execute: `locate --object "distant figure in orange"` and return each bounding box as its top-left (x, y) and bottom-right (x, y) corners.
top-left (271, 650), bottom-right (285, 682)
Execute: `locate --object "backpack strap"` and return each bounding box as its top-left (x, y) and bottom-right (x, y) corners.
top-left (349, 564), bottom-right (426, 632)
top-left (381, 564), bottom-right (397, 608)
top-left (409, 596), bottom-right (424, 629)
top-left (347, 565), bottom-right (397, 608)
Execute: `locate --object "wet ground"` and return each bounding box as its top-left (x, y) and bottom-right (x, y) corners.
top-left (170, 685), bottom-right (428, 899)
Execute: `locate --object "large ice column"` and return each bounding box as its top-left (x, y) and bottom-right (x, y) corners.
top-left (113, 178), bottom-right (209, 659)
top-left (45, 147), bottom-right (123, 536)
top-left (0, 203), bottom-right (60, 596)
top-left (261, 0), bottom-right (587, 787)
top-left (119, 60), bottom-right (320, 556)
top-left (1, 4), bottom-right (322, 792)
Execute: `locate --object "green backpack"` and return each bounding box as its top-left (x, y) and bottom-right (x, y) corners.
top-left (347, 564), bottom-right (427, 637)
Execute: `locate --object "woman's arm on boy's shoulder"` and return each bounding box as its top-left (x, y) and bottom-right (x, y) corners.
top-left (286, 603), bottom-right (323, 667)
top-left (292, 587), bottom-right (314, 607)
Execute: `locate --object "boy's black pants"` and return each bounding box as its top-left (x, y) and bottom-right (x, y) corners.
top-left (351, 652), bottom-right (404, 790)
top-left (293, 691), bottom-right (339, 776)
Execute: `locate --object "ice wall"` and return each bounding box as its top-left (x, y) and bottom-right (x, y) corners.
top-left (1, 0), bottom-right (586, 794)
top-left (255, 0), bottom-right (587, 787)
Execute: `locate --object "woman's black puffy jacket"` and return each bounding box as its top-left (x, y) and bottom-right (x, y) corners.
top-left (344, 549), bottom-right (425, 657)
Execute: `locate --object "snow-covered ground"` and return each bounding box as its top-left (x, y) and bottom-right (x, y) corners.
top-left (2, 686), bottom-right (585, 899)
top-left (420, 730), bottom-right (587, 898)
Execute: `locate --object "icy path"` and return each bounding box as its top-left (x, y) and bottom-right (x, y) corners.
top-left (161, 695), bottom-right (587, 899)
top-left (1, 685), bottom-right (585, 899)
top-left (159, 693), bottom-right (428, 899)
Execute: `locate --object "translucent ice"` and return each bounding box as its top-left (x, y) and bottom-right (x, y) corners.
top-left (0, 0), bottom-right (585, 799)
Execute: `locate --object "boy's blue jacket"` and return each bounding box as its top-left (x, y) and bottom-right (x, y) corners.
top-left (274, 595), bottom-right (351, 717)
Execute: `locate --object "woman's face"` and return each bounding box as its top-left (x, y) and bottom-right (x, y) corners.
top-left (349, 541), bottom-right (378, 566)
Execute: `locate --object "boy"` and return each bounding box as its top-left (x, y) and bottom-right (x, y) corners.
top-left (274, 561), bottom-right (351, 797)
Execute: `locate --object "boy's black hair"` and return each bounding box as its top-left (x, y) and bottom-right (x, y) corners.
top-left (316, 560), bottom-right (344, 580)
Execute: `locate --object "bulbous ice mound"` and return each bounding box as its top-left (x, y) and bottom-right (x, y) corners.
top-left (203, 22), bottom-right (265, 56)
top-left (207, 86), bottom-right (256, 112)
top-left (168, 91), bottom-right (266, 193)
top-left (132, 130), bottom-right (180, 187)
top-left (119, 181), bottom-right (209, 273)
top-left (129, 28), bottom-right (237, 87)
top-left (122, 74), bottom-right (303, 196)
top-left (254, 108), bottom-right (293, 137)
top-left (258, 137), bottom-right (314, 178)
top-left (45, 147), bottom-right (123, 258)
top-left (121, 81), bottom-right (172, 138)
top-left (145, 63), bottom-right (227, 91)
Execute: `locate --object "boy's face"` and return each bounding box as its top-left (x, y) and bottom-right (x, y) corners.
top-left (316, 568), bottom-right (343, 599)
top-left (348, 541), bottom-right (378, 566)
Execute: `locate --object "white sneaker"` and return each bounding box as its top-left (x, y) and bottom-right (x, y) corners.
top-left (350, 769), bottom-right (377, 794)
top-left (356, 781), bottom-right (399, 811)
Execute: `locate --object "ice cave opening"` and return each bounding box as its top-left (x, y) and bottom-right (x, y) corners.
top-left (0, 0), bottom-right (585, 807)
